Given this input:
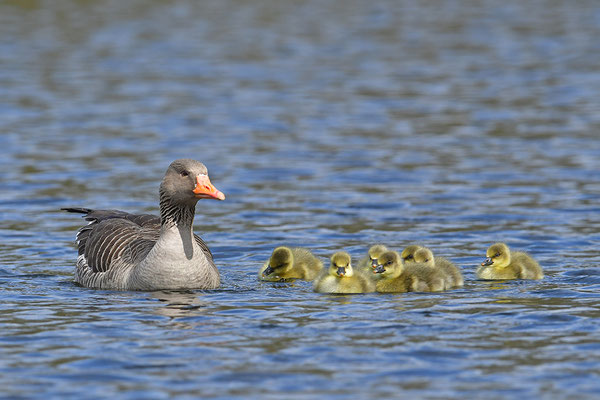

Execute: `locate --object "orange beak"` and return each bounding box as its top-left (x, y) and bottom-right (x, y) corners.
top-left (192, 174), bottom-right (225, 200)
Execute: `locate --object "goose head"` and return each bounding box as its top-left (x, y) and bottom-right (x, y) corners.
top-left (263, 247), bottom-right (294, 277)
top-left (413, 248), bottom-right (435, 268)
top-left (367, 244), bottom-right (389, 268)
top-left (330, 251), bottom-right (354, 277)
top-left (482, 243), bottom-right (511, 268)
top-left (374, 251), bottom-right (403, 278)
top-left (160, 159), bottom-right (225, 206)
top-left (401, 245), bottom-right (421, 264)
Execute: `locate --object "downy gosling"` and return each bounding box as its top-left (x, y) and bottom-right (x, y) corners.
top-left (313, 251), bottom-right (375, 294)
top-left (412, 247), bottom-right (464, 289)
top-left (357, 244), bottom-right (389, 274)
top-left (477, 242), bottom-right (543, 280)
top-left (373, 251), bottom-right (446, 293)
top-left (259, 246), bottom-right (323, 282)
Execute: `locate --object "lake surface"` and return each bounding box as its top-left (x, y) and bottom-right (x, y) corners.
top-left (1, 1), bottom-right (600, 398)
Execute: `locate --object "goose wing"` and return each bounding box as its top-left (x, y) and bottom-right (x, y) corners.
top-left (63, 207), bottom-right (214, 271)
top-left (193, 233), bottom-right (214, 264)
top-left (63, 208), bottom-right (159, 274)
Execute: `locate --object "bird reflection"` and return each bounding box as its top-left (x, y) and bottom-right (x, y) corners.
top-left (149, 290), bottom-right (208, 323)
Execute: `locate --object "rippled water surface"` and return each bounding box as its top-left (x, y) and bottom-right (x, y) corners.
top-left (1, 1), bottom-right (600, 398)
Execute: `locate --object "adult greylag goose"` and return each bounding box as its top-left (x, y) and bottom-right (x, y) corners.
top-left (62, 159), bottom-right (225, 290)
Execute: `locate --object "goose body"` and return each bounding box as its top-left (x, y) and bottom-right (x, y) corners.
top-left (259, 246), bottom-right (323, 281)
top-left (435, 257), bottom-right (464, 288)
top-left (313, 252), bottom-right (375, 294)
top-left (63, 159), bottom-right (225, 290)
top-left (477, 242), bottom-right (543, 280)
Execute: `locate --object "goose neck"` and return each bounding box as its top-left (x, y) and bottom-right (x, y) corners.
top-left (159, 193), bottom-right (197, 229)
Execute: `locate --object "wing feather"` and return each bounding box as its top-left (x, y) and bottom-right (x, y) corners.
top-left (64, 208), bottom-right (160, 274)
top-left (194, 234), bottom-right (214, 263)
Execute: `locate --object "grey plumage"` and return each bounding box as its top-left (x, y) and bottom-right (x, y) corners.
top-left (62, 159), bottom-right (224, 290)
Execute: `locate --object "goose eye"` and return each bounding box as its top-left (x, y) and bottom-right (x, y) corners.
top-left (386, 261), bottom-right (392, 265)
top-left (494, 253), bottom-right (501, 257)
top-left (180, 171), bottom-right (189, 177)
top-left (406, 255), bottom-right (413, 260)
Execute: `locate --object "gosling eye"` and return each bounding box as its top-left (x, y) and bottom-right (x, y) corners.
top-left (386, 261), bottom-right (392, 265)
top-left (494, 253), bottom-right (501, 258)
top-left (424, 258), bottom-right (430, 262)
top-left (406, 255), bottom-right (413, 260)
top-left (180, 171), bottom-right (189, 177)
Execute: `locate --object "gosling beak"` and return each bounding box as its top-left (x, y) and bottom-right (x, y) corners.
top-left (374, 265), bottom-right (386, 274)
top-left (193, 174), bottom-right (225, 200)
top-left (370, 258), bottom-right (378, 268)
top-left (481, 257), bottom-right (494, 266)
top-left (263, 265), bottom-right (274, 276)
top-left (336, 267), bottom-right (346, 277)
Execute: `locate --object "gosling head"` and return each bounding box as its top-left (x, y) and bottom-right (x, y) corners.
top-left (413, 247), bottom-right (435, 268)
top-left (401, 245), bottom-right (421, 264)
top-left (367, 244), bottom-right (389, 268)
top-left (482, 243), bottom-right (511, 268)
top-left (330, 251), bottom-right (353, 277)
top-left (373, 251), bottom-right (403, 278)
top-left (263, 247), bottom-right (293, 277)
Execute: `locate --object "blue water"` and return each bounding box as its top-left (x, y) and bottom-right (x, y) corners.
top-left (1, 1), bottom-right (600, 399)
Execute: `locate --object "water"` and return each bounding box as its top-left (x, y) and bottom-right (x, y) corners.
top-left (1, 0), bottom-right (600, 398)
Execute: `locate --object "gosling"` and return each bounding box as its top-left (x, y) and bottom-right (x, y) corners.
top-left (374, 251), bottom-right (445, 293)
top-left (477, 242), bottom-right (543, 280)
top-left (412, 247), bottom-right (464, 289)
top-left (259, 246), bottom-right (323, 282)
top-left (313, 251), bottom-right (375, 294)
top-left (357, 244), bottom-right (389, 274)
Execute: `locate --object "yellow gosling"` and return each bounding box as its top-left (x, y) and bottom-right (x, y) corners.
top-left (357, 244), bottom-right (389, 274)
top-left (373, 251), bottom-right (410, 293)
top-left (374, 251), bottom-right (446, 293)
top-left (313, 251), bottom-right (375, 294)
top-left (413, 247), bottom-right (464, 289)
top-left (259, 246), bottom-right (323, 282)
top-left (477, 242), bottom-right (543, 280)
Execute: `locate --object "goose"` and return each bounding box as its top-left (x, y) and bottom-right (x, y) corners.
top-left (313, 251), bottom-right (375, 294)
top-left (477, 242), bottom-right (543, 280)
top-left (412, 247), bottom-right (464, 288)
top-left (374, 251), bottom-right (445, 293)
top-left (62, 159), bottom-right (225, 290)
top-left (357, 244), bottom-right (389, 274)
top-left (259, 246), bottom-right (323, 281)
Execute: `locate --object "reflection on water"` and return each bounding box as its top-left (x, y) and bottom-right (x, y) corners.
top-left (1, 0), bottom-right (600, 398)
